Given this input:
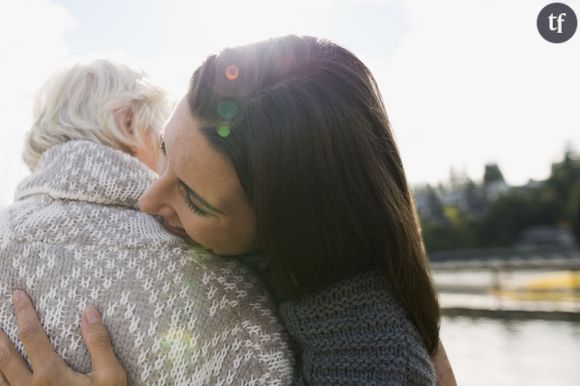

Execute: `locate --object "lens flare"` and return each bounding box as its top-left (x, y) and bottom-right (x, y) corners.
top-left (225, 64), bottom-right (239, 80)
top-left (217, 100), bottom-right (238, 120)
top-left (217, 125), bottom-right (231, 138)
top-left (156, 328), bottom-right (198, 362)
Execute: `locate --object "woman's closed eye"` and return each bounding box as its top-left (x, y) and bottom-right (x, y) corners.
top-left (158, 133), bottom-right (222, 218)
top-left (179, 181), bottom-right (210, 217)
top-left (158, 135), bottom-right (206, 217)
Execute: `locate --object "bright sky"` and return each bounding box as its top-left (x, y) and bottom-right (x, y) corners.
top-left (1, 0), bottom-right (579, 206)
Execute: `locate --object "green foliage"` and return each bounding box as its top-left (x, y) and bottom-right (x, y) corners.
top-left (419, 149), bottom-right (580, 253)
top-left (426, 184), bottom-right (445, 221)
top-left (419, 207), bottom-right (481, 252)
top-left (483, 163), bottom-right (505, 184)
top-left (478, 190), bottom-right (533, 247)
top-left (566, 180), bottom-right (580, 242)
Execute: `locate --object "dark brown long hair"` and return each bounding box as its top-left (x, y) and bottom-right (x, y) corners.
top-left (187, 35), bottom-right (440, 353)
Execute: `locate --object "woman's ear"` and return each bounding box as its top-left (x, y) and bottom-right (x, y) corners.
top-left (113, 106), bottom-right (140, 157)
top-left (112, 105), bottom-right (159, 170)
top-left (114, 106), bottom-right (136, 140)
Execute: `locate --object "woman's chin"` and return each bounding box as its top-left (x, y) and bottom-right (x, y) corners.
top-left (184, 237), bottom-right (205, 249)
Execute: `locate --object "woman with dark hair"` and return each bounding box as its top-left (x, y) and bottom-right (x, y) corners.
top-left (0, 35), bottom-right (456, 385)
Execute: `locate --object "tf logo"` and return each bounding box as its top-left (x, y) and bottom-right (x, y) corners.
top-left (537, 3), bottom-right (577, 43)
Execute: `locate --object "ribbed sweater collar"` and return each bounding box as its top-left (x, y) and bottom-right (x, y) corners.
top-left (15, 140), bottom-right (157, 208)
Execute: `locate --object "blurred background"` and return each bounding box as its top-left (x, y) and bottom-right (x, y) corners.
top-left (1, 0), bottom-right (579, 385)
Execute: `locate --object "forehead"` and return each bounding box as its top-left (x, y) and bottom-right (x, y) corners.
top-left (164, 98), bottom-right (242, 212)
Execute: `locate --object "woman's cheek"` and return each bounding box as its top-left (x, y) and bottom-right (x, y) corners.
top-left (184, 222), bottom-right (216, 250)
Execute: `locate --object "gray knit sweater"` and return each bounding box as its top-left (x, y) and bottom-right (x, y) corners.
top-left (277, 270), bottom-right (436, 386)
top-left (0, 140), bottom-right (293, 385)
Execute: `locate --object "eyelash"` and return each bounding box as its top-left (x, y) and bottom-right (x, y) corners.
top-left (160, 137), bottom-right (207, 217)
top-left (179, 183), bottom-right (208, 217)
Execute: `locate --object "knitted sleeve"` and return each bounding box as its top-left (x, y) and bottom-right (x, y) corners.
top-left (278, 271), bottom-right (436, 386)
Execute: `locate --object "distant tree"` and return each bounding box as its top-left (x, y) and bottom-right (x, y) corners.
top-left (565, 179), bottom-right (580, 243)
top-left (483, 163), bottom-right (505, 185)
top-left (464, 178), bottom-right (488, 216)
top-left (478, 190), bottom-right (532, 247)
top-left (420, 220), bottom-right (452, 252)
top-left (421, 205), bottom-right (480, 253)
top-left (436, 181), bottom-right (447, 195)
top-left (528, 186), bottom-right (564, 225)
top-left (478, 149), bottom-right (579, 247)
top-left (547, 150), bottom-right (580, 205)
top-left (448, 166), bottom-right (469, 190)
top-left (425, 184), bottom-right (445, 222)
top-left (422, 147), bottom-right (580, 253)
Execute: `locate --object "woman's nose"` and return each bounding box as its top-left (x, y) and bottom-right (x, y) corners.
top-left (138, 180), bottom-right (163, 215)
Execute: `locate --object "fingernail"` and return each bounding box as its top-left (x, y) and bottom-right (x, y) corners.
top-left (12, 289), bottom-right (27, 304)
top-left (84, 305), bottom-right (101, 324)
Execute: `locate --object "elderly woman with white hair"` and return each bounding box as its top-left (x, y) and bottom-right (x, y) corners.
top-left (0, 60), bottom-right (293, 385)
top-left (22, 60), bottom-right (165, 171)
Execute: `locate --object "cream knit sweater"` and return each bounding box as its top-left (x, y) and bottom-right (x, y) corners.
top-left (0, 140), bottom-right (293, 385)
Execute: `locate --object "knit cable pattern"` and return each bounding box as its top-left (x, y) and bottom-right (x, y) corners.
top-left (0, 140), bottom-right (293, 386)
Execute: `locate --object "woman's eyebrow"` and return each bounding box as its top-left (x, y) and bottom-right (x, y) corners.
top-left (179, 179), bottom-right (224, 215)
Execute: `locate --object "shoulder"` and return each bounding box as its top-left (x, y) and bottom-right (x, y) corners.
top-left (279, 270), bottom-right (435, 386)
top-left (0, 213), bottom-right (294, 383)
top-left (0, 193), bottom-right (179, 247)
top-left (278, 271), bottom-right (407, 337)
top-left (168, 252), bottom-right (295, 384)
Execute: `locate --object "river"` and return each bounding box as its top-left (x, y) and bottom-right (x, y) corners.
top-left (441, 315), bottom-right (580, 386)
